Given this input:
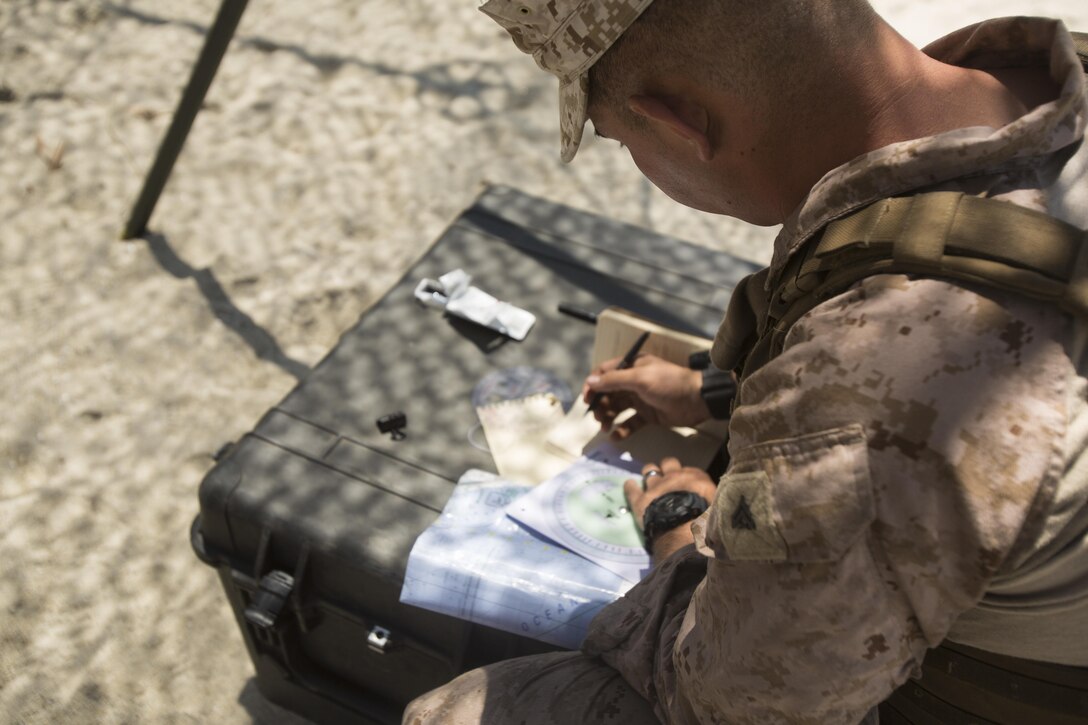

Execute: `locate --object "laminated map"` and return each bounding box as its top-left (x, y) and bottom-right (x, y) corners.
top-left (400, 469), bottom-right (634, 649)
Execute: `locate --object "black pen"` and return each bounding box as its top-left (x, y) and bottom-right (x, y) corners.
top-left (585, 331), bottom-right (651, 415)
top-left (557, 303), bottom-right (598, 324)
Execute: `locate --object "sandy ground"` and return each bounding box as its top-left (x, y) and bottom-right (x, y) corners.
top-left (1, 1), bottom-right (1085, 723)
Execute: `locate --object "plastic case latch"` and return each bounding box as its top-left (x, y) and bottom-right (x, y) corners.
top-left (367, 625), bottom-right (392, 654)
top-left (244, 570), bottom-right (295, 630)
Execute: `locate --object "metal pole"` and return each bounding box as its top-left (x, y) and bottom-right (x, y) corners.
top-left (121, 0), bottom-right (250, 240)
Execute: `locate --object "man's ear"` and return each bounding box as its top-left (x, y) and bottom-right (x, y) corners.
top-left (628, 94), bottom-right (713, 162)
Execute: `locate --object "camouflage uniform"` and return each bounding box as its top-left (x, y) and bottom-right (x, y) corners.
top-left (405, 17), bottom-right (1088, 725)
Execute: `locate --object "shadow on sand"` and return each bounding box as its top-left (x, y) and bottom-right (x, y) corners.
top-left (141, 232), bottom-right (311, 381)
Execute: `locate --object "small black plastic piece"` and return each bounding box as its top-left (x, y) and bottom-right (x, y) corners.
top-left (377, 412), bottom-right (407, 441)
top-left (245, 570), bottom-right (295, 630)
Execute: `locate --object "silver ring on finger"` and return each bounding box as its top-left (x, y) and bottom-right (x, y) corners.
top-left (641, 469), bottom-right (663, 489)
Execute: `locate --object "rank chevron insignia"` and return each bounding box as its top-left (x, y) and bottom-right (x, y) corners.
top-left (731, 495), bottom-right (758, 530)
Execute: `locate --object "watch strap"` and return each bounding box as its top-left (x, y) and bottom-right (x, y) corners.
top-left (700, 366), bottom-right (736, 420)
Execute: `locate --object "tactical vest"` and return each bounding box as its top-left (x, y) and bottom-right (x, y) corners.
top-left (711, 34), bottom-right (1088, 725)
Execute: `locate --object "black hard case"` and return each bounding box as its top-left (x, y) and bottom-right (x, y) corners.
top-left (191, 185), bottom-right (759, 724)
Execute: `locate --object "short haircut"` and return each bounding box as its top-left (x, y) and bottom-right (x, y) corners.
top-left (588, 0), bottom-right (879, 126)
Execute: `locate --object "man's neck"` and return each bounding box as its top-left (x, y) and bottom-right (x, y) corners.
top-left (768, 24), bottom-right (1058, 221)
top-left (860, 55), bottom-right (1047, 149)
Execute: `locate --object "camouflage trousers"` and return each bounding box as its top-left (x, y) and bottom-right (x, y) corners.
top-left (402, 546), bottom-right (885, 725)
top-left (403, 549), bottom-right (711, 724)
top-left (402, 651), bottom-right (660, 725)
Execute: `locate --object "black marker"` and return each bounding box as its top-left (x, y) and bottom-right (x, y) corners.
top-left (557, 303), bottom-right (598, 324)
top-left (585, 331), bottom-right (651, 415)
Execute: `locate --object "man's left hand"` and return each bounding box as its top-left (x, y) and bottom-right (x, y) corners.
top-left (625, 457), bottom-right (717, 561)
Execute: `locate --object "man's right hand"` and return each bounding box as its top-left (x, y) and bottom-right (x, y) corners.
top-left (582, 354), bottom-right (710, 438)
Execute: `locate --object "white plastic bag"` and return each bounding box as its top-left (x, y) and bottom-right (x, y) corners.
top-left (414, 269), bottom-right (536, 341)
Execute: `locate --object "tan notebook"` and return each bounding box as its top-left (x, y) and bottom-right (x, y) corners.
top-left (591, 307), bottom-right (713, 369)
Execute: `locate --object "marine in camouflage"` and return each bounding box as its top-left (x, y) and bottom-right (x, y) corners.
top-left (405, 14), bottom-right (1088, 725)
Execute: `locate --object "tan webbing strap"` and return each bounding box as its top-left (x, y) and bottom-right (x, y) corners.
top-left (802, 193), bottom-right (1088, 320)
top-left (952, 195), bottom-right (1079, 277)
top-left (814, 193), bottom-right (1083, 282)
top-left (818, 198), bottom-right (892, 253)
top-left (710, 268), bottom-right (770, 373)
top-left (1064, 229), bottom-right (1088, 314)
top-left (724, 193), bottom-right (1088, 384)
top-left (895, 192), bottom-right (959, 266)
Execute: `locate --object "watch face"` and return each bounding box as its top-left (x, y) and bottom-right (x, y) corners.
top-left (645, 492), bottom-right (708, 541)
top-left (553, 471), bottom-right (645, 558)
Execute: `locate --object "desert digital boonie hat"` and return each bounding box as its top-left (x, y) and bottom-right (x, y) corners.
top-left (480, 0), bottom-right (656, 162)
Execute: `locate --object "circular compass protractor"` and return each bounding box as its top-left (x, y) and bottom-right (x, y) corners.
top-left (556, 474), bottom-right (645, 553)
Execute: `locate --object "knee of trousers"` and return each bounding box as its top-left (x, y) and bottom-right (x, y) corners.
top-left (401, 651), bottom-right (659, 725)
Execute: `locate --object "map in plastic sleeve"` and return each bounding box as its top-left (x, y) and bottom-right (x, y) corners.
top-left (399, 470), bottom-right (633, 649)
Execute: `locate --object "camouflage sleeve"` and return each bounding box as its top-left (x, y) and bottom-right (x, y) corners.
top-left (591, 274), bottom-right (1071, 723)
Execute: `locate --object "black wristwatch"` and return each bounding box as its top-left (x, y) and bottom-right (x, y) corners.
top-left (642, 491), bottom-right (710, 553)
